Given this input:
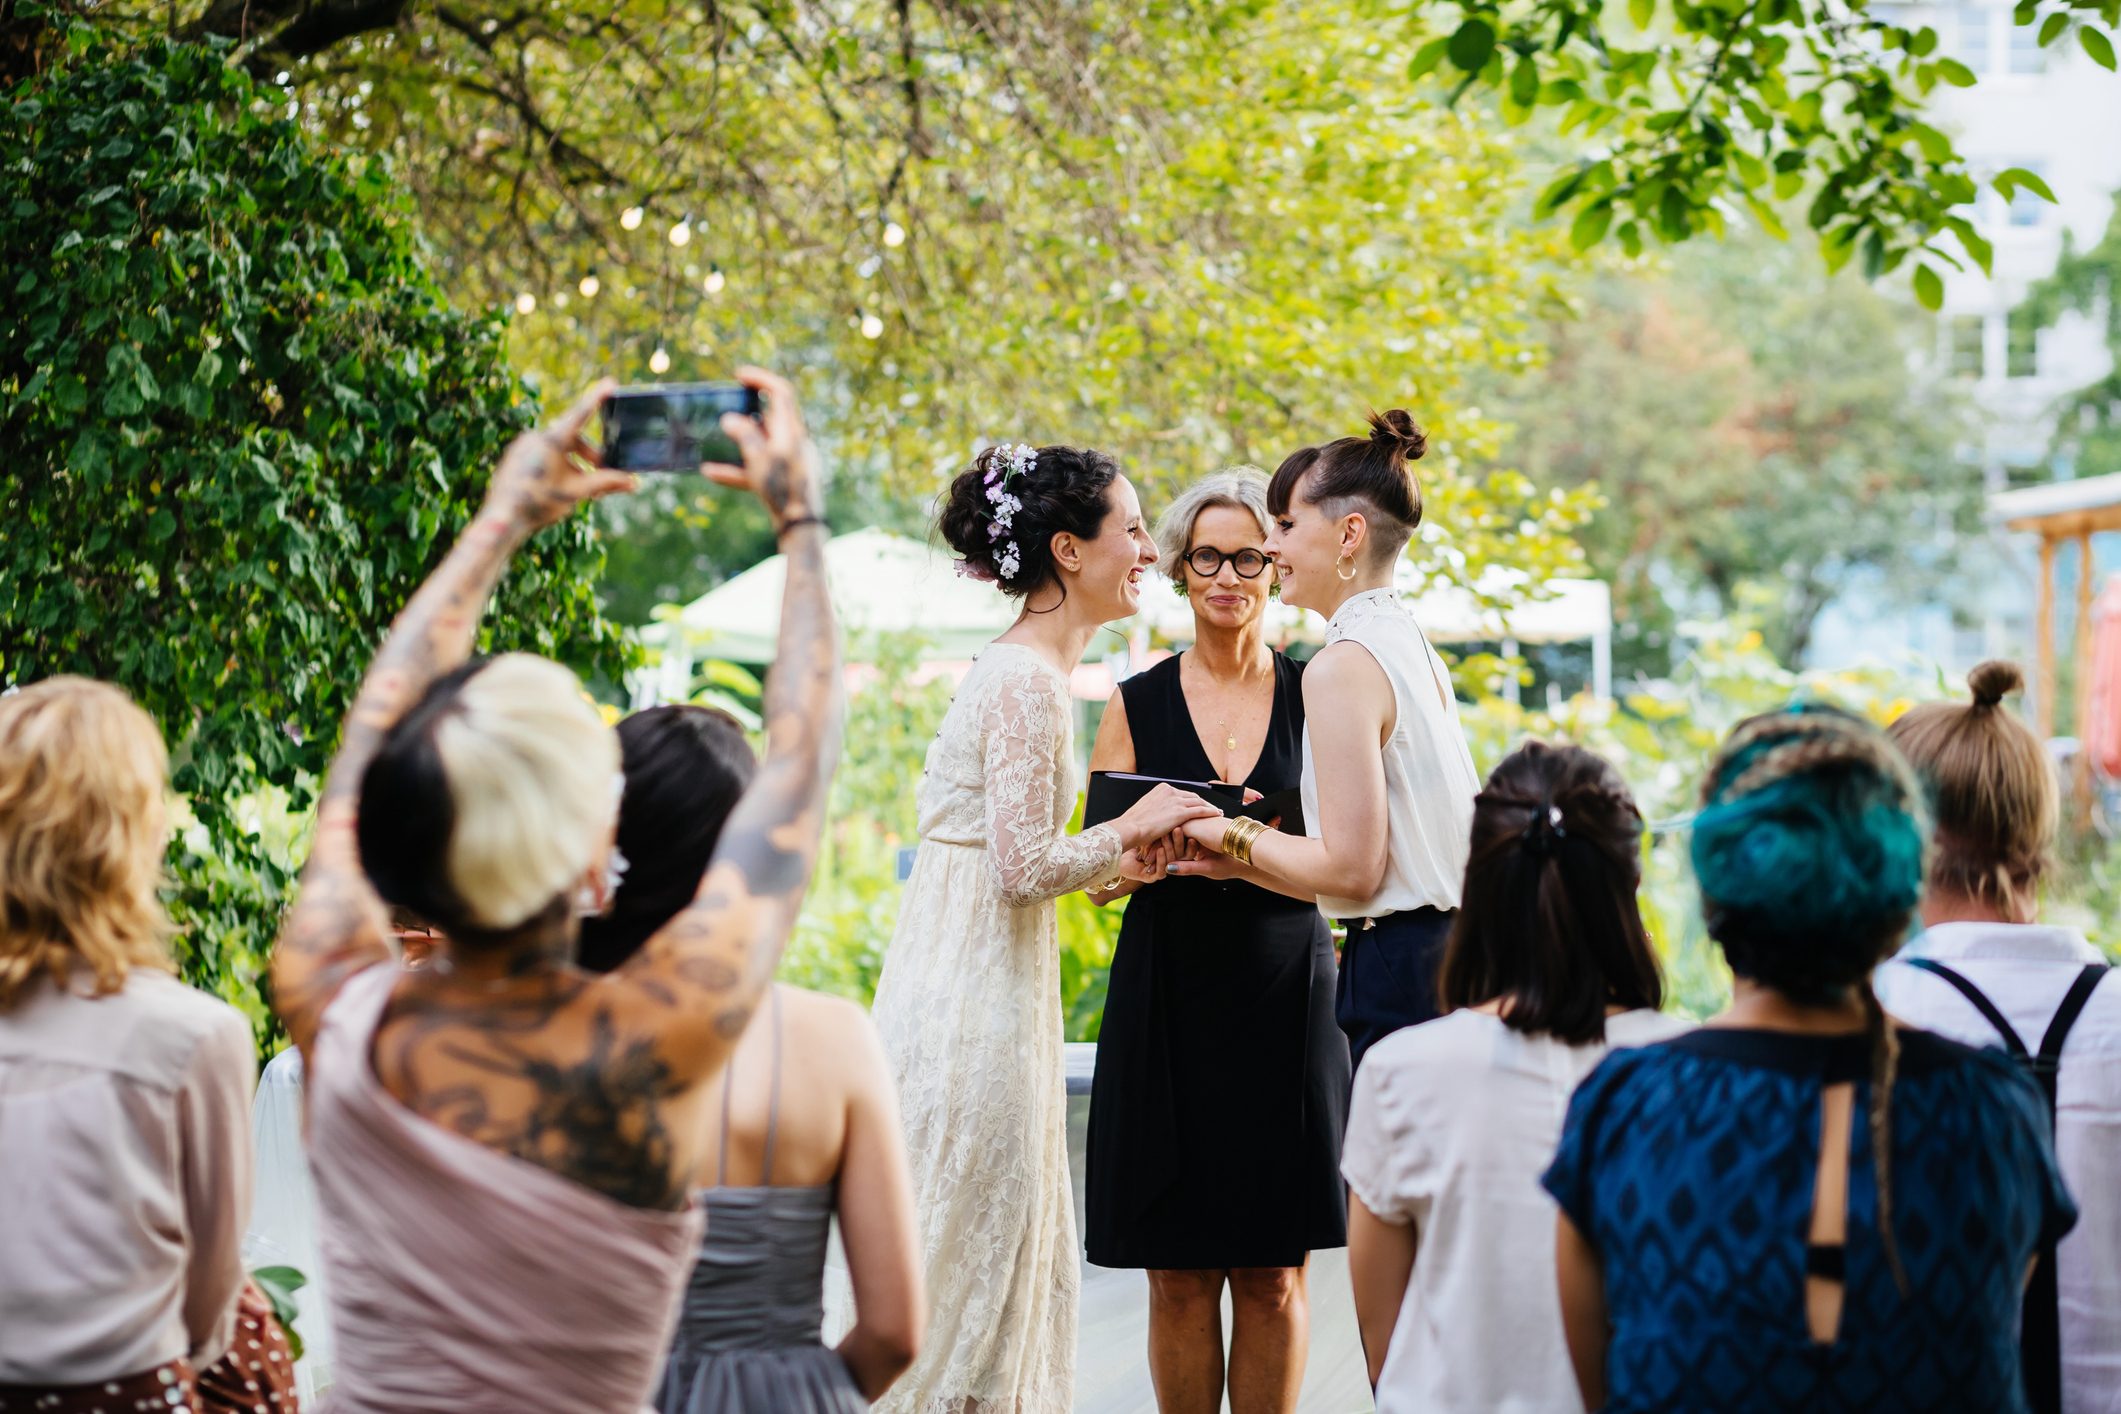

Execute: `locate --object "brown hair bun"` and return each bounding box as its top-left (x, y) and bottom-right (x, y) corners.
top-left (1967, 659), bottom-right (2024, 710)
top-left (1368, 407), bottom-right (1428, 462)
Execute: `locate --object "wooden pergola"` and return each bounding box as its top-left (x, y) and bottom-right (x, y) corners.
top-left (1990, 472), bottom-right (2121, 739)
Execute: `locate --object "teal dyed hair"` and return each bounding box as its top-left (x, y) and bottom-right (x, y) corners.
top-left (1692, 705), bottom-right (1927, 1000)
top-left (1692, 703), bottom-right (1925, 1294)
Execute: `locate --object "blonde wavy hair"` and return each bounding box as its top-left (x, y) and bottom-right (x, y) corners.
top-left (0, 678), bottom-right (174, 1007)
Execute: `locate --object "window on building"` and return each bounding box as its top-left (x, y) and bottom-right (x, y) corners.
top-left (2009, 163), bottom-right (2047, 227)
top-left (1950, 315), bottom-right (1987, 378)
top-left (2007, 307), bottom-right (2040, 378)
top-left (1955, 6), bottom-right (1993, 72)
top-left (2008, 18), bottom-right (2045, 72)
top-left (2001, 453), bottom-right (2050, 488)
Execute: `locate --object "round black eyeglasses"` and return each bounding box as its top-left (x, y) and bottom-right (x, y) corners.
top-left (1184, 546), bottom-right (1271, 579)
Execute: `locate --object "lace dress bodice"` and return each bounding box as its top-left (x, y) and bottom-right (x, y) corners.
top-left (911, 643), bottom-right (1123, 905)
top-left (869, 642), bottom-right (1120, 1413)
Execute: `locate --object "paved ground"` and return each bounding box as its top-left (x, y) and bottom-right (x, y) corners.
top-left (831, 1045), bottom-right (1372, 1412)
top-left (1064, 1045), bottom-right (1373, 1414)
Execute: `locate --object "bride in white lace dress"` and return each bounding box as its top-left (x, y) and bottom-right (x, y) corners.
top-left (871, 443), bottom-right (1220, 1413)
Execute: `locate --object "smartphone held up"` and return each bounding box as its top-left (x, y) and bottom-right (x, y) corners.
top-left (600, 381), bottom-right (764, 472)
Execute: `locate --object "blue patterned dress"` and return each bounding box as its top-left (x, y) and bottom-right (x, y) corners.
top-left (1542, 1026), bottom-right (2077, 1413)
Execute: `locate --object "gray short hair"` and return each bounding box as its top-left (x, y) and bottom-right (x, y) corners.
top-left (1154, 467), bottom-right (1272, 584)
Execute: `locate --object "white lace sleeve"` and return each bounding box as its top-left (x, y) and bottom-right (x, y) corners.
top-left (980, 661), bottom-right (1123, 909)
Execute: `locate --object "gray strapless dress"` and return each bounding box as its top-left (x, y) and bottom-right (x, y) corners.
top-left (654, 989), bottom-right (866, 1414)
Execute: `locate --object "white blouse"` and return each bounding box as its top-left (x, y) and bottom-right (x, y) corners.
top-left (1876, 922), bottom-right (2121, 1414)
top-left (1341, 1008), bottom-right (1692, 1414)
top-left (0, 969), bottom-right (255, 1383)
top-left (1299, 588), bottom-right (1480, 919)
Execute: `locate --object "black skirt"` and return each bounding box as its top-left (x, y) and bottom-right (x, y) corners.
top-left (1083, 651), bottom-right (1351, 1270)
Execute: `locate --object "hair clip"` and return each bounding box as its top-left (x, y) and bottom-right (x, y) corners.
top-left (1523, 803), bottom-right (1565, 858)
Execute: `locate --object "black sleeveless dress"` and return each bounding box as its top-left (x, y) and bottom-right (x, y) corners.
top-left (1084, 651), bottom-right (1351, 1269)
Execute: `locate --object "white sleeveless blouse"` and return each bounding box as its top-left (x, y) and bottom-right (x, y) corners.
top-left (1298, 588), bottom-right (1480, 919)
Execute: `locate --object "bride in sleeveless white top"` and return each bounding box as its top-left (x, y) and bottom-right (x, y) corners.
top-left (870, 444), bottom-right (1218, 1412)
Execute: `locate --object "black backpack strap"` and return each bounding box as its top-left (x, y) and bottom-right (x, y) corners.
top-left (1914, 959), bottom-right (2106, 1414)
top-left (2036, 963), bottom-right (2111, 1065)
top-left (2016, 964), bottom-right (2109, 1414)
top-left (1904, 958), bottom-right (2029, 1056)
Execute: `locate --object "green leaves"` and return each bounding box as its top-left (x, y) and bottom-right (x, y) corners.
top-left (1571, 198), bottom-right (1615, 251)
top-left (1448, 18), bottom-right (1496, 72)
top-left (1913, 264), bottom-right (1944, 311)
top-left (1996, 166), bottom-right (2058, 204)
top-left (2084, 26), bottom-right (2118, 70)
top-left (1409, 36), bottom-right (1451, 79)
top-left (2, 40), bottom-right (625, 1048)
top-left (1399, 0), bottom-right (2115, 298)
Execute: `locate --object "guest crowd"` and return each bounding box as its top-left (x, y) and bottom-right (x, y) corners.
top-left (0, 365), bottom-right (2115, 1414)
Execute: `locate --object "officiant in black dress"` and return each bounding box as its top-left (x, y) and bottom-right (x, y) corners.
top-left (1083, 469), bottom-right (1350, 1414)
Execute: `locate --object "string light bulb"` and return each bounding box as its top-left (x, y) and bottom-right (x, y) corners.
top-left (649, 346), bottom-right (672, 375)
top-left (860, 313), bottom-right (884, 340)
top-left (620, 205), bottom-right (644, 231)
top-left (703, 267), bottom-right (726, 295)
top-left (514, 292), bottom-right (537, 314)
top-left (883, 221), bottom-right (907, 248)
top-left (669, 218), bottom-right (692, 247)
top-left (579, 273), bottom-right (601, 298)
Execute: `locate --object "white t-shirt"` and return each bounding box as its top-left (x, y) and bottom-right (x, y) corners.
top-left (1876, 921), bottom-right (2121, 1414)
top-left (1341, 1007), bottom-right (1692, 1414)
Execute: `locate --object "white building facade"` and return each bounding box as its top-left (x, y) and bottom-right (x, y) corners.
top-left (1808, 2), bottom-right (2121, 677)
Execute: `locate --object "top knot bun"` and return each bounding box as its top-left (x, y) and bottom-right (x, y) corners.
top-left (1367, 408), bottom-right (1428, 462)
top-left (1967, 659), bottom-right (2025, 709)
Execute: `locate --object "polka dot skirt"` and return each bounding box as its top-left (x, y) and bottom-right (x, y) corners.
top-left (194, 1283), bottom-right (298, 1414)
top-left (0, 1283), bottom-right (299, 1414)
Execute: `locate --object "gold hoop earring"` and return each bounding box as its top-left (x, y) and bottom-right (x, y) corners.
top-left (1336, 552), bottom-right (1357, 582)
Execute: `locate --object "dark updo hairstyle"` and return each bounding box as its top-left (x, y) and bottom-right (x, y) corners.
top-left (1886, 660), bottom-right (2056, 917)
top-left (1436, 741), bottom-right (1663, 1045)
top-left (576, 705), bottom-right (759, 975)
top-left (1265, 409), bottom-right (1428, 564)
top-left (938, 443), bottom-right (1123, 601)
top-left (1692, 703), bottom-right (1928, 1289)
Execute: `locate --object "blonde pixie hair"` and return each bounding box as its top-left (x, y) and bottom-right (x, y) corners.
top-left (1154, 467), bottom-right (1273, 586)
top-left (359, 653), bottom-right (620, 934)
top-left (0, 677), bottom-right (174, 1007)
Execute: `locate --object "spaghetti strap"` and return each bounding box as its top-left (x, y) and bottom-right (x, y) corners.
top-left (762, 985), bottom-right (785, 1186)
top-left (714, 1047), bottom-right (735, 1189)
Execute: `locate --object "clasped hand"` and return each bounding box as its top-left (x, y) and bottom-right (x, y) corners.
top-left (1116, 788), bottom-right (1271, 883)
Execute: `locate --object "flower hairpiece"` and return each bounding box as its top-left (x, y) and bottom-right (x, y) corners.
top-left (963, 442), bottom-right (1036, 583)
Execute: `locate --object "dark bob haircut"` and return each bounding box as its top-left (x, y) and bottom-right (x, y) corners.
top-left (1435, 740), bottom-right (1664, 1044)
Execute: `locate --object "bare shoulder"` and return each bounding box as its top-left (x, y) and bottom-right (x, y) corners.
top-left (779, 987), bottom-right (890, 1086)
top-left (1088, 679), bottom-right (1134, 767)
top-left (1304, 640), bottom-right (1390, 698)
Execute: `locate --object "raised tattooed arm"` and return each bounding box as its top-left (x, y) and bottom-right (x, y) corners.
top-left (271, 380), bottom-right (633, 1054)
top-left (610, 367), bottom-right (844, 1084)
